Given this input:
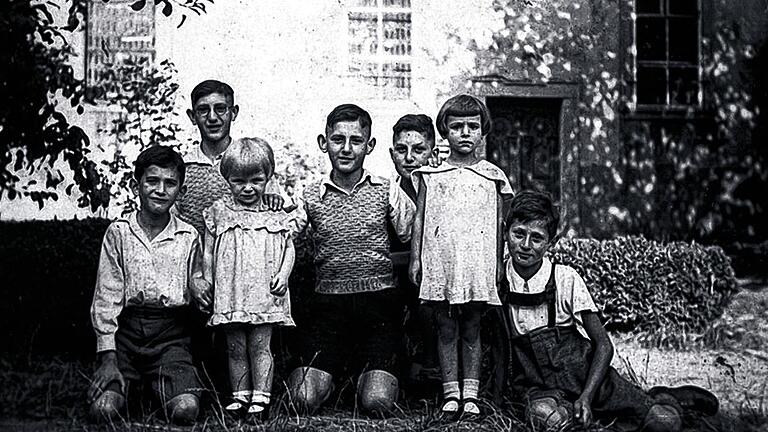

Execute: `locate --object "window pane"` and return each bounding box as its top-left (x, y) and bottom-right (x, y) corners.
top-left (637, 17), bottom-right (666, 61)
top-left (637, 66), bottom-right (667, 104)
top-left (382, 12), bottom-right (411, 56)
top-left (669, 67), bottom-right (698, 105)
top-left (669, 18), bottom-right (698, 63)
top-left (348, 12), bottom-right (378, 56)
top-left (382, 0), bottom-right (410, 7)
top-left (351, 0), bottom-right (378, 7)
top-left (636, 0), bottom-right (661, 14)
top-left (669, 0), bottom-right (698, 15)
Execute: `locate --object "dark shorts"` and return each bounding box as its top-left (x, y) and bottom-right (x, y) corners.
top-left (106, 307), bottom-right (202, 401)
top-left (295, 288), bottom-right (403, 378)
top-left (510, 326), bottom-right (654, 424)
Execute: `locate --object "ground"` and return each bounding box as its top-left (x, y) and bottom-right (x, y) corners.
top-left (1, 281), bottom-right (767, 432)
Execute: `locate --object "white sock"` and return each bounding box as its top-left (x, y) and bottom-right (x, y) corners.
top-left (248, 391), bottom-right (271, 413)
top-left (442, 381), bottom-right (460, 412)
top-left (462, 379), bottom-right (480, 414)
top-left (225, 390), bottom-right (251, 410)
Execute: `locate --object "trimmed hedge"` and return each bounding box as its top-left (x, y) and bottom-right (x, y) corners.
top-left (550, 236), bottom-right (738, 347)
top-left (0, 221), bottom-right (738, 357)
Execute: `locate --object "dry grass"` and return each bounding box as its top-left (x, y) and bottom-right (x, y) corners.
top-left (3, 283), bottom-right (768, 431)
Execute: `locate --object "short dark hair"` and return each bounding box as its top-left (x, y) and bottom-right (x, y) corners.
top-left (435, 94), bottom-right (493, 139)
top-left (190, 80), bottom-right (234, 106)
top-left (506, 190), bottom-right (559, 240)
top-left (392, 114), bottom-right (436, 146)
top-left (325, 104), bottom-right (372, 133)
top-left (133, 145), bottom-right (186, 185)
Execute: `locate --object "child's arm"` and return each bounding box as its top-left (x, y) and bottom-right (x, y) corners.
top-left (496, 191), bottom-right (505, 289)
top-left (389, 178), bottom-right (416, 242)
top-left (575, 311), bottom-right (614, 426)
top-left (408, 180), bottom-right (426, 285)
top-left (89, 225), bottom-right (127, 401)
top-left (189, 234), bottom-right (212, 311)
top-left (270, 238), bottom-right (295, 297)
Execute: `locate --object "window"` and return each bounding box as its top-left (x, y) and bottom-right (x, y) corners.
top-left (86, 0), bottom-right (155, 92)
top-left (348, 0), bottom-right (412, 99)
top-left (634, 0), bottom-right (700, 108)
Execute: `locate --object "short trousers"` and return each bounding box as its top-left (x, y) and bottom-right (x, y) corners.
top-left (510, 326), bottom-right (655, 424)
top-left (106, 307), bottom-right (202, 401)
top-left (295, 288), bottom-right (403, 378)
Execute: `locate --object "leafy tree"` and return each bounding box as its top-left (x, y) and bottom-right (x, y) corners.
top-left (0, 0), bottom-right (210, 211)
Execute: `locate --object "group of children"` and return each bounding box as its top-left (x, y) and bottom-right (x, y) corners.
top-left (87, 80), bottom-right (718, 431)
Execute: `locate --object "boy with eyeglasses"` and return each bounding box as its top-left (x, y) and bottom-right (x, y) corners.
top-left (177, 80), bottom-right (286, 401)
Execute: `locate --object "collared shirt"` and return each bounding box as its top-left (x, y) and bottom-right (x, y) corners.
top-left (90, 212), bottom-right (200, 352)
top-left (505, 257), bottom-right (599, 338)
top-left (291, 170), bottom-right (415, 242)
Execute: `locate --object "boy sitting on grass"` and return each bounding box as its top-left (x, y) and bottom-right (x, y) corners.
top-left (88, 146), bottom-right (202, 425)
top-left (502, 190), bottom-right (718, 431)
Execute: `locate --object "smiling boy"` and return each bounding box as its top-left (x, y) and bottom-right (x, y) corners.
top-left (287, 104), bottom-right (415, 414)
top-left (89, 146), bottom-right (202, 425)
top-left (503, 190), bottom-right (717, 431)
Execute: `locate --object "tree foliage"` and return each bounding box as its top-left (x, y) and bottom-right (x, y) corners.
top-left (0, 0), bottom-right (211, 211)
top-left (1, 0), bottom-right (106, 210)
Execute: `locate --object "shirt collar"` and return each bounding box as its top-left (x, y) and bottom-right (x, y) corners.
top-left (183, 142), bottom-right (226, 165)
top-left (126, 211), bottom-right (193, 245)
top-left (507, 257), bottom-right (552, 293)
top-left (319, 169), bottom-right (383, 198)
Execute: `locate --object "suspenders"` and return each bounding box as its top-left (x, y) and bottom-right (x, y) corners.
top-left (505, 264), bottom-right (558, 330)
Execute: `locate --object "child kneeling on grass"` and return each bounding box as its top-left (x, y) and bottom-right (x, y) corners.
top-left (89, 146), bottom-right (203, 425)
top-left (502, 190), bottom-right (719, 431)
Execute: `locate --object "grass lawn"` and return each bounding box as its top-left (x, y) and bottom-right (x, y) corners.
top-left (2, 282), bottom-right (767, 431)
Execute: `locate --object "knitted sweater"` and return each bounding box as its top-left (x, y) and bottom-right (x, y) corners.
top-left (176, 163), bottom-right (230, 235)
top-left (304, 178), bottom-right (394, 294)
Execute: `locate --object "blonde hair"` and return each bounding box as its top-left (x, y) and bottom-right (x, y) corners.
top-left (219, 137), bottom-right (275, 179)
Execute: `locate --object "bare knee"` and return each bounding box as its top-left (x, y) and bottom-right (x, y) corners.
top-left (288, 367), bottom-right (333, 413)
top-left (643, 403), bottom-right (682, 432)
top-left (89, 390), bottom-right (124, 423)
top-left (167, 393), bottom-right (199, 425)
top-left (358, 370), bottom-right (398, 414)
top-left (527, 397), bottom-right (571, 430)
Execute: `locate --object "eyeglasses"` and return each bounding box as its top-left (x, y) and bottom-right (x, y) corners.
top-left (194, 104), bottom-right (232, 117)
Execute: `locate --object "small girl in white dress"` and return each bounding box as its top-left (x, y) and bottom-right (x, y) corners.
top-left (410, 95), bottom-right (514, 418)
top-left (201, 137), bottom-right (295, 417)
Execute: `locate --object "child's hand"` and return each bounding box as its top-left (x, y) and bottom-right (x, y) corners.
top-left (573, 396), bottom-right (593, 426)
top-left (262, 193), bottom-right (285, 211)
top-left (408, 259), bottom-right (421, 286)
top-left (427, 149), bottom-right (442, 168)
top-left (88, 352), bottom-right (125, 403)
top-left (270, 272), bottom-right (288, 296)
top-left (190, 277), bottom-right (212, 311)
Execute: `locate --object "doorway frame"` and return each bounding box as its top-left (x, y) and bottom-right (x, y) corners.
top-left (470, 75), bottom-right (581, 234)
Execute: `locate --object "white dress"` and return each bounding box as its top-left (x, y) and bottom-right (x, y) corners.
top-left (412, 160), bottom-right (514, 305)
top-left (203, 196), bottom-right (296, 327)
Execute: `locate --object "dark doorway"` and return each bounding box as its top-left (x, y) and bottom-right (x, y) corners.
top-left (485, 97), bottom-right (561, 201)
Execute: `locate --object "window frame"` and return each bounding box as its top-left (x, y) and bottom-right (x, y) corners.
top-left (630, 0), bottom-right (703, 112)
top-left (346, 0), bottom-right (413, 99)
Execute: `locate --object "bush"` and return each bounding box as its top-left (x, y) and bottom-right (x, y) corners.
top-left (0, 220), bottom-right (738, 356)
top-left (549, 236), bottom-right (739, 347)
top-left (0, 218), bottom-right (111, 358)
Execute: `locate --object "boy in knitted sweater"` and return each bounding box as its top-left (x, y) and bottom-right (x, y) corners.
top-left (287, 104), bottom-right (415, 414)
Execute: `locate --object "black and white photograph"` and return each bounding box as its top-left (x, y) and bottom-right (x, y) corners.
top-left (1, 0), bottom-right (767, 430)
